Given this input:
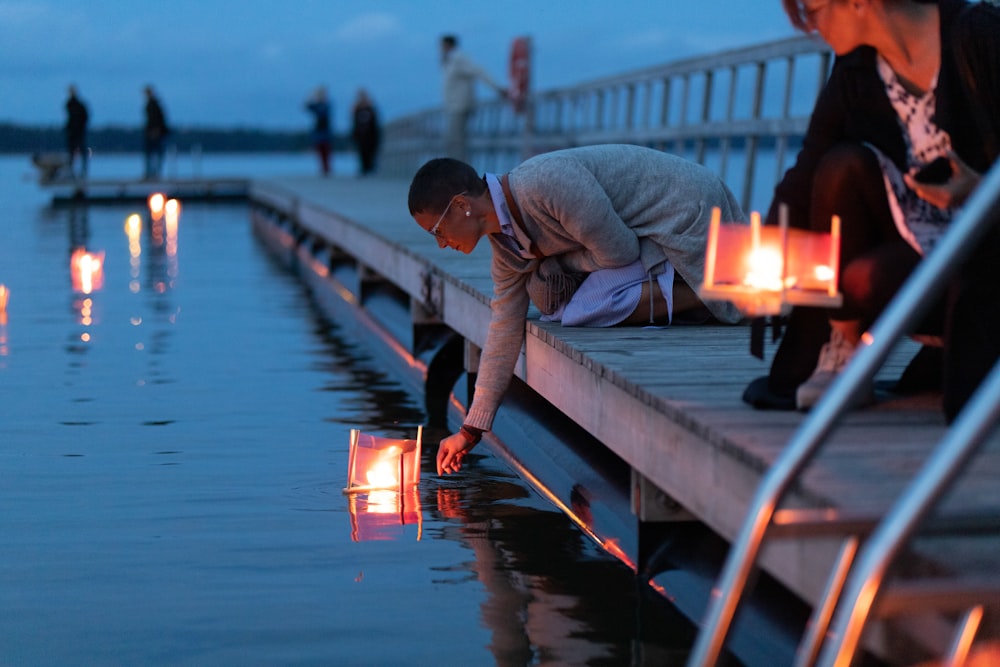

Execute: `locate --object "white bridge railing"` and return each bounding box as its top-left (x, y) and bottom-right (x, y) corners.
top-left (381, 34), bottom-right (830, 214)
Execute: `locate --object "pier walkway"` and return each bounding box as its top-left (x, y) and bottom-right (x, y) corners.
top-left (248, 174), bottom-right (1000, 664)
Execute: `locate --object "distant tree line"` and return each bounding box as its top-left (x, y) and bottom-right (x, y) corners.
top-left (0, 123), bottom-right (353, 154)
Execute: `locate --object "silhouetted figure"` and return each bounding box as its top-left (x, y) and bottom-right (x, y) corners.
top-left (439, 34), bottom-right (506, 162)
top-left (351, 89), bottom-right (380, 176)
top-left (65, 85), bottom-right (89, 179)
top-left (143, 86), bottom-right (169, 180)
top-left (305, 86), bottom-right (333, 176)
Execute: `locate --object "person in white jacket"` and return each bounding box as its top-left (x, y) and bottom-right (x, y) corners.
top-left (440, 34), bottom-right (506, 162)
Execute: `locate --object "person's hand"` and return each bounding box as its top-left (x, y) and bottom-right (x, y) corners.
top-left (904, 150), bottom-right (981, 210)
top-left (436, 432), bottom-right (476, 475)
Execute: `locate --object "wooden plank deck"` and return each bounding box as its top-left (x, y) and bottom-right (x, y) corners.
top-left (249, 175), bottom-right (1000, 659)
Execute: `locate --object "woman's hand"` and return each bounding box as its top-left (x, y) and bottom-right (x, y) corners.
top-left (904, 150), bottom-right (982, 209)
top-left (436, 432), bottom-right (476, 475)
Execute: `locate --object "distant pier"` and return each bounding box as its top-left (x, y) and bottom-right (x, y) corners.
top-left (40, 176), bottom-right (249, 206)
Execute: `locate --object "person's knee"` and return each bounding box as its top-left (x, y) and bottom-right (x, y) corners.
top-left (814, 144), bottom-right (880, 192)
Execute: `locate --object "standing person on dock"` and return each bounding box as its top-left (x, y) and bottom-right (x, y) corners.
top-left (440, 34), bottom-right (506, 162)
top-left (742, 0), bottom-right (1000, 422)
top-left (143, 85), bottom-right (169, 180)
top-left (65, 84), bottom-right (89, 179)
top-left (351, 88), bottom-right (380, 176)
top-left (408, 144), bottom-right (746, 475)
top-left (305, 86), bottom-right (333, 176)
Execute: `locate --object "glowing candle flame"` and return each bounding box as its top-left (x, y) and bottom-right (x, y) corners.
top-left (148, 193), bottom-right (166, 222)
top-left (814, 264), bottom-right (835, 282)
top-left (365, 446), bottom-right (401, 488)
top-left (125, 213), bottom-right (142, 237)
top-left (744, 246), bottom-right (785, 291)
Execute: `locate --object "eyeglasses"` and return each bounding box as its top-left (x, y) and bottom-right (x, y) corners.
top-left (429, 191), bottom-right (467, 238)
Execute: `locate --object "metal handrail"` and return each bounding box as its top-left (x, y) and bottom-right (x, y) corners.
top-left (687, 158), bottom-right (1000, 667)
top-left (816, 358), bottom-right (1000, 665)
top-left (381, 35), bottom-right (830, 214)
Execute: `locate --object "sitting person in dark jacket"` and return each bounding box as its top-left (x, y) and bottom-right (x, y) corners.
top-left (743, 0), bottom-right (1000, 422)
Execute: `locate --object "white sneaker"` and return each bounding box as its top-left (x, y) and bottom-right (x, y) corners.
top-left (796, 327), bottom-right (874, 410)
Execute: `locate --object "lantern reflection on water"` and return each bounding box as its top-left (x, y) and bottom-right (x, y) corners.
top-left (348, 486), bottom-right (422, 542)
top-left (343, 426), bottom-right (422, 493)
top-left (0, 283), bottom-right (8, 328)
top-left (70, 248), bottom-right (105, 295)
top-left (699, 205), bottom-right (842, 317)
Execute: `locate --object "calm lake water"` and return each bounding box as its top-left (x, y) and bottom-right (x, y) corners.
top-left (0, 153), bottom-right (695, 666)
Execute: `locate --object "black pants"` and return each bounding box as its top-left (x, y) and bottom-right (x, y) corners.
top-left (764, 143), bottom-right (1000, 421)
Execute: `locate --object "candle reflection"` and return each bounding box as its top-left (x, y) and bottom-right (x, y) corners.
top-left (348, 486), bottom-right (422, 542)
top-left (125, 213), bottom-right (143, 292)
top-left (70, 248), bottom-right (105, 295)
top-left (0, 284), bottom-right (8, 357)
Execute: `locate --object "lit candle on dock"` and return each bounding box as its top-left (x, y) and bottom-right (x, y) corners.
top-left (744, 211), bottom-right (784, 292)
top-left (699, 206), bottom-right (842, 317)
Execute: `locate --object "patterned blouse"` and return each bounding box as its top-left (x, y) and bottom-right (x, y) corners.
top-left (871, 54), bottom-right (956, 255)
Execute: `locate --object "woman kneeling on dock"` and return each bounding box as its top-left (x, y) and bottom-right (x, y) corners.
top-left (408, 144), bottom-right (746, 475)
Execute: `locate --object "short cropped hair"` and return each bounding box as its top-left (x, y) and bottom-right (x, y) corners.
top-left (441, 35), bottom-right (458, 48)
top-left (408, 158), bottom-right (486, 215)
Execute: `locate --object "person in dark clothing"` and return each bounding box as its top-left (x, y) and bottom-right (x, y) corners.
top-left (65, 85), bottom-right (89, 179)
top-left (305, 86), bottom-right (333, 176)
top-left (743, 0), bottom-right (1000, 423)
top-left (143, 85), bottom-right (169, 179)
top-left (351, 89), bottom-right (380, 176)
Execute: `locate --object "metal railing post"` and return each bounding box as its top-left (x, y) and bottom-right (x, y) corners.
top-left (687, 161), bottom-right (1000, 666)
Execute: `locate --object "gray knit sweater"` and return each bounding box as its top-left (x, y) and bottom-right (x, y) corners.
top-left (465, 144), bottom-right (746, 431)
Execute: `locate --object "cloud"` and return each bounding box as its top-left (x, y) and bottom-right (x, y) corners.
top-left (0, 0), bottom-right (49, 23)
top-left (332, 12), bottom-right (404, 44)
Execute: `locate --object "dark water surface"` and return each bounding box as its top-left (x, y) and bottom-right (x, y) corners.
top-left (0, 155), bottom-right (694, 666)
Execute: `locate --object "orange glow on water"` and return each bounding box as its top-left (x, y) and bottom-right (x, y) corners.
top-left (70, 249), bottom-right (105, 294)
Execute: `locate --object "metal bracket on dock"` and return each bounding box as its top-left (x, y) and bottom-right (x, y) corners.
top-left (631, 471), bottom-right (696, 523)
top-left (419, 270), bottom-right (444, 318)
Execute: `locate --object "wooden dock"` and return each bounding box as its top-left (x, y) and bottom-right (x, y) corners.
top-left (248, 175), bottom-right (999, 665)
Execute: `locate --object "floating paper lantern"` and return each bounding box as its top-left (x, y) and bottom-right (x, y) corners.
top-left (343, 427), bottom-right (422, 494)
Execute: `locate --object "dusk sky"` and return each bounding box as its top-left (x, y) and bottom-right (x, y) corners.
top-left (1, 1), bottom-right (799, 131)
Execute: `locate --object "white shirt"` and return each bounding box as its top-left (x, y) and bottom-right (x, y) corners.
top-left (442, 49), bottom-right (500, 113)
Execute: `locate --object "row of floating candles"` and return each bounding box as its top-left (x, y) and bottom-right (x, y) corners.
top-left (0, 193), bottom-right (182, 328)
